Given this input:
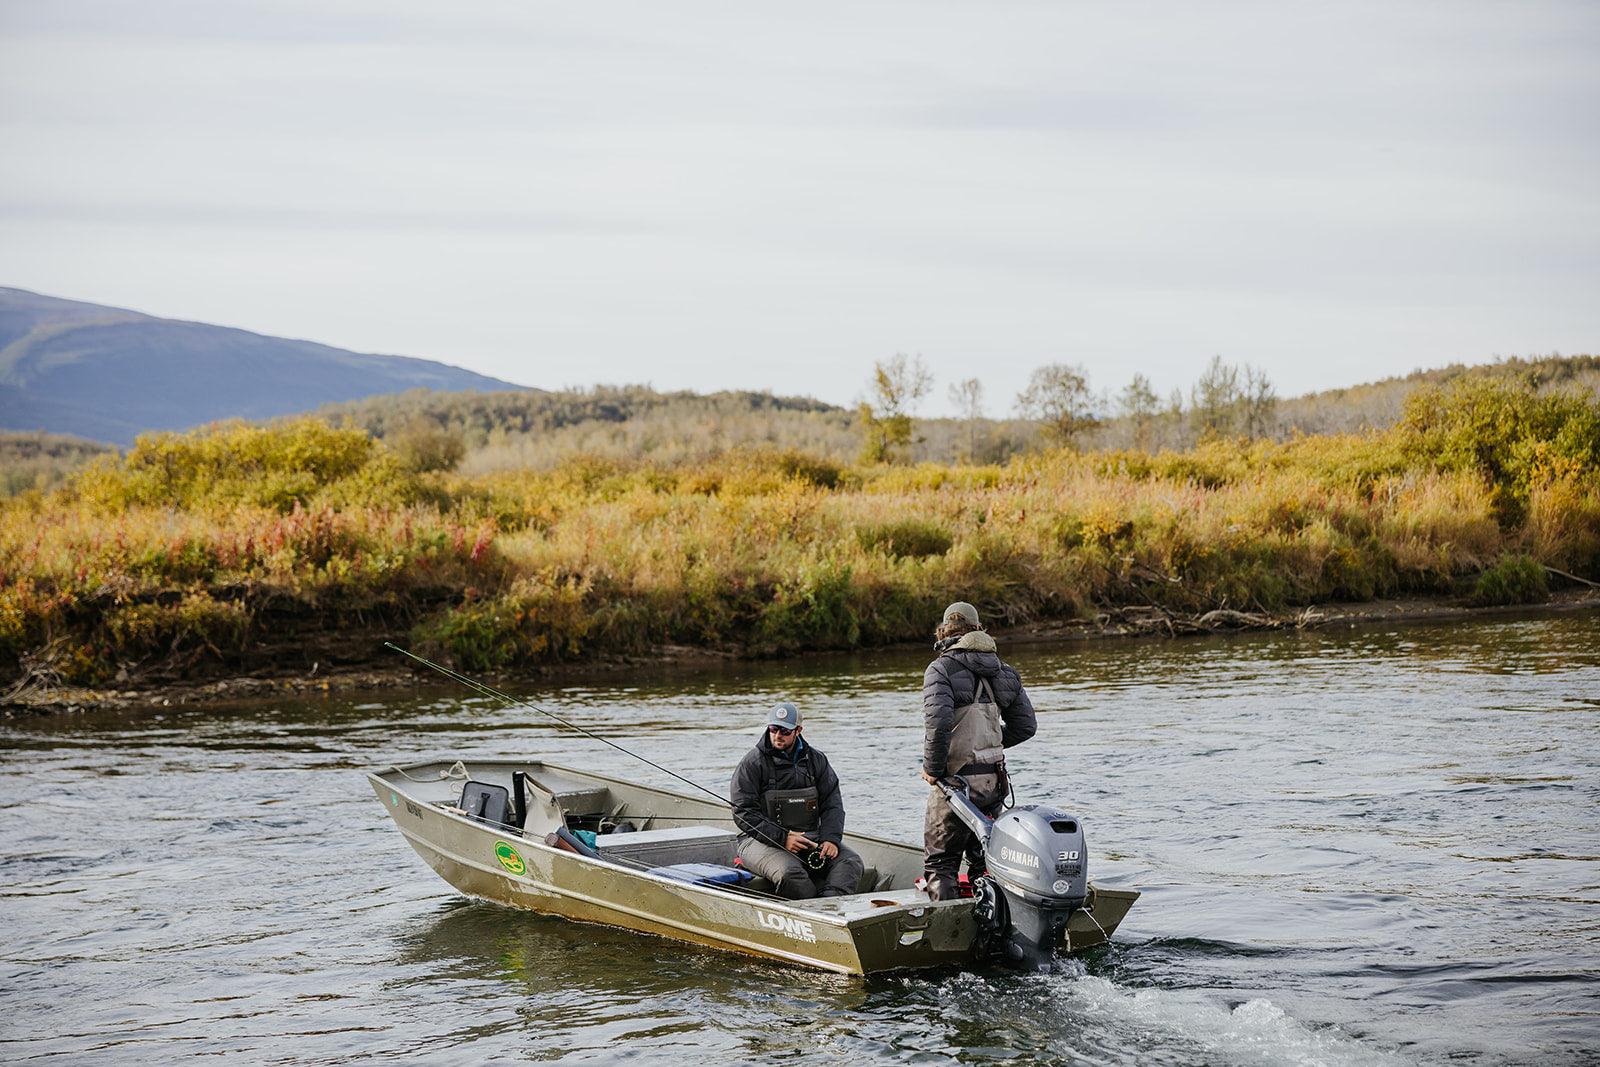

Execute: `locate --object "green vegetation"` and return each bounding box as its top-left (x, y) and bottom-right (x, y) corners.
top-left (1468, 555), bottom-right (1548, 607)
top-left (0, 432), bottom-right (117, 497)
top-left (2, 374), bottom-right (1596, 690)
top-left (8, 352), bottom-right (1572, 495)
top-left (857, 354), bottom-right (933, 464)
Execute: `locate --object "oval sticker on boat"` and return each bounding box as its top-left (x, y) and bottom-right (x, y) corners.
top-left (494, 841), bottom-right (526, 876)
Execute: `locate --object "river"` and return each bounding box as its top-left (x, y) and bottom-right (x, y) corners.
top-left (2, 610), bottom-right (1597, 1065)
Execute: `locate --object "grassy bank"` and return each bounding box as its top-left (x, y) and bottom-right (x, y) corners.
top-left (2, 377), bottom-right (1597, 691)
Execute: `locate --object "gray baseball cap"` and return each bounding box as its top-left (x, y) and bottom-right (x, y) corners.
top-left (765, 701), bottom-right (802, 730)
top-left (942, 602), bottom-right (980, 627)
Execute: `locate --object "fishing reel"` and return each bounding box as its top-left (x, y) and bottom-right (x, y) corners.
top-left (800, 845), bottom-right (831, 872)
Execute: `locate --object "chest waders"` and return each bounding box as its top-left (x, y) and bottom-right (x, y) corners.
top-left (948, 677), bottom-right (1005, 780)
top-left (924, 676), bottom-right (1008, 899)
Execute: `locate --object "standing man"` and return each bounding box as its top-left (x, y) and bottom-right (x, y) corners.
top-left (731, 701), bottom-right (866, 899)
top-left (919, 601), bottom-right (1036, 900)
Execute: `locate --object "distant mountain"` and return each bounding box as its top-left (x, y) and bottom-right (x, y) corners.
top-left (0, 287), bottom-right (532, 445)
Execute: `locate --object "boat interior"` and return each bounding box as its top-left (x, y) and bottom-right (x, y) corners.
top-left (379, 759), bottom-right (930, 904)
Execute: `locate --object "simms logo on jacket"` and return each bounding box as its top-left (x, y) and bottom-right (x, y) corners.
top-left (758, 911), bottom-right (817, 943)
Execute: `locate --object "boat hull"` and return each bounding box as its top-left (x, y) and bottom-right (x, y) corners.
top-left (370, 759), bottom-right (1137, 974)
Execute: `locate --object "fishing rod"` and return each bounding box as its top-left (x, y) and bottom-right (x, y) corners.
top-left (384, 642), bottom-right (733, 808)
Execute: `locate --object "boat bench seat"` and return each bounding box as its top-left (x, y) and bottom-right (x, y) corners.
top-left (594, 824), bottom-right (738, 867)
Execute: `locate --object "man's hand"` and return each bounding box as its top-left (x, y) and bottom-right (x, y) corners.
top-left (819, 841), bottom-right (839, 860)
top-left (919, 768), bottom-right (939, 786)
top-left (785, 831), bottom-right (817, 855)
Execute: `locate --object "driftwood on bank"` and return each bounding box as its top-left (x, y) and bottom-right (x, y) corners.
top-left (1090, 604), bottom-right (1287, 637)
top-left (1544, 565), bottom-right (1600, 590)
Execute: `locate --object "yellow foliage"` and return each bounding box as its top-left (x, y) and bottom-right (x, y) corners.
top-left (3, 399), bottom-right (1597, 677)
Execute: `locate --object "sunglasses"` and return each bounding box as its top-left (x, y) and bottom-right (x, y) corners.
top-left (768, 725), bottom-right (797, 736)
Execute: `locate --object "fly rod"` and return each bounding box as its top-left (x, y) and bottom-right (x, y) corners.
top-left (384, 641), bottom-right (733, 808)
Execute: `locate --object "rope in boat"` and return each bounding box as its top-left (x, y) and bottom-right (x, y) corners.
top-left (385, 642), bottom-right (734, 809)
top-left (392, 760), bottom-right (470, 784)
top-left (1066, 886), bottom-right (1110, 951)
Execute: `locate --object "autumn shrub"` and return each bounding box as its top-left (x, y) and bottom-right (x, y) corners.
top-left (1468, 554), bottom-right (1548, 606)
top-left (72, 418), bottom-right (375, 510)
top-left (388, 422), bottom-right (467, 474)
top-left (1399, 378), bottom-right (1600, 527)
top-left (4, 396), bottom-right (1598, 684)
top-left (752, 556), bottom-right (861, 653)
top-left (410, 569), bottom-right (596, 671)
top-left (1522, 475), bottom-right (1600, 578)
top-left (856, 519), bottom-right (954, 559)
top-left (105, 593), bottom-right (251, 659)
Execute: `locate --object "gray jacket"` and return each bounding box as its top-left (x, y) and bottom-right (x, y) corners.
top-left (921, 631), bottom-right (1036, 777)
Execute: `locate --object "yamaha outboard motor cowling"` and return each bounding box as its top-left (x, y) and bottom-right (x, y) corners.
top-left (940, 780), bottom-right (1089, 971)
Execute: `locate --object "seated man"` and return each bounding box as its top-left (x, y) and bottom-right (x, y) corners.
top-left (730, 701), bottom-right (865, 899)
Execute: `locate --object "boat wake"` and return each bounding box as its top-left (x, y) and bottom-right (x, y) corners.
top-left (920, 969), bottom-right (1413, 1067)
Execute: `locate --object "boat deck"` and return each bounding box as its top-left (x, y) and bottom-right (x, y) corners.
top-left (379, 758), bottom-right (927, 897)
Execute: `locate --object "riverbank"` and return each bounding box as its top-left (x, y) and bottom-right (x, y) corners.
top-left (7, 587), bottom-right (1594, 717)
top-left (4, 380), bottom-right (1597, 711)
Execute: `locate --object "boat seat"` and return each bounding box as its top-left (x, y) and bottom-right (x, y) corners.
top-left (594, 825), bottom-right (738, 866)
top-left (458, 781), bottom-right (513, 828)
top-left (722, 867), bottom-right (879, 897)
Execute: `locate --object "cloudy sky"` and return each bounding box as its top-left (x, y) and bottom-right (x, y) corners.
top-left (2, 1), bottom-right (1596, 415)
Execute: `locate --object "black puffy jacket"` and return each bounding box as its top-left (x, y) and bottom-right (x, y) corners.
top-left (921, 631), bottom-right (1036, 777)
top-left (730, 731), bottom-right (848, 849)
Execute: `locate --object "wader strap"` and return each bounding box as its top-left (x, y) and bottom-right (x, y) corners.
top-left (953, 761), bottom-right (1002, 777)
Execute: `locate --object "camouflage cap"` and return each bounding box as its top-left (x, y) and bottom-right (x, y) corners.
top-left (941, 602), bottom-right (980, 627)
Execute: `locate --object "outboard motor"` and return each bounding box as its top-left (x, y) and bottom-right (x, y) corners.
top-left (939, 778), bottom-right (1089, 971)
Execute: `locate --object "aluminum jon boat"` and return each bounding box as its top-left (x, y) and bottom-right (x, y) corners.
top-left (368, 757), bottom-right (1139, 975)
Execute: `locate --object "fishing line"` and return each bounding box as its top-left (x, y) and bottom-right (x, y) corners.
top-left (384, 642), bottom-right (733, 808)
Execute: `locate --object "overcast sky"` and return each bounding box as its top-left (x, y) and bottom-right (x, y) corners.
top-left (2, 1), bottom-right (1596, 415)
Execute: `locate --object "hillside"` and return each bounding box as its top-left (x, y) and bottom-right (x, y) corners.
top-left (2, 286), bottom-right (1593, 474)
top-left (0, 288), bottom-right (530, 445)
top-left (320, 354), bottom-right (1600, 472)
top-left (315, 385), bottom-right (859, 471)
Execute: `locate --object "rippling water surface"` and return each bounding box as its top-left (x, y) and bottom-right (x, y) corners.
top-left (3, 611), bottom-right (1597, 1064)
